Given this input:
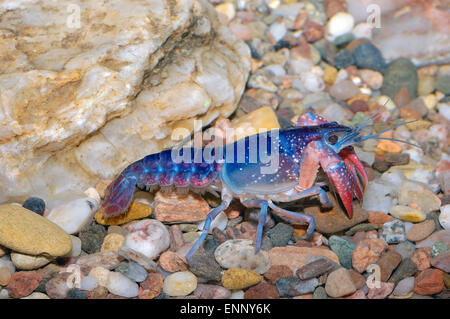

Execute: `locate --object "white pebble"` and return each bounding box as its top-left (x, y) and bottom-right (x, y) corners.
top-left (106, 272), bottom-right (139, 298)
top-left (231, 290), bottom-right (245, 299)
top-left (327, 12), bottom-right (355, 39)
top-left (0, 256), bottom-right (15, 274)
top-left (123, 219), bottom-right (170, 260)
top-left (269, 22), bottom-right (287, 42)
top-left (362, 181), bottom-right (395, 213)
top-left (80, 276), bottom-right (98, 291)
top-left (46, 198), bottom-right (98, 234)
top-left (89, 266), bottom-right (111, 287)
top-left (163, 271), bottom-right (198, 297)
top-left (198, 211), bottom-right (228, 233)
top-left (352, 22), bottom-right (373, 39)
top-left (65, 235), bottom-right (82, 257)
top-left (0, 289), bottom-right (9, 299)
top-left (10, 252), bottom-right (53, 270)
top-left (439, 205), bottom-right (450, 230)
top-left (439, 103), bottom-right (450, 121)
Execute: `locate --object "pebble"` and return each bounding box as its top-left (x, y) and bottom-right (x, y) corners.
top-left (276, 277), bottom-right (318, 297)
top-left (439, 103), bottom-right (450, 121)
top-left (367, 282), bottom-right (394, 299)
top-left (295, 257), bottom-right (339, 280)
top-left (118, 246), bottom-right (158, 272)
top-left (388, 258), bottom-right (418, 284)
top-left (431, 241), bottom-right (449, 257)
top-left (22, 197), bottom-right (46, 216)
top-left (398, 181), bottom-right (441, 213)
top-left (439, 205), bottom-right (450, 230)
top-left (346, 223), bottom-right (379, 236)
top-left (244, 281), bottom-right (279, 299)
top-left (269, 22), bottom-right (287, 43)
top-left (80, 276), bottom-right (98, 291)
top-left (7, 271), bottom-right (42, 298)
top-left (230, 290), bottom-right (244, 299)
top-left (0, 267), bottom-right (11, 286)
top-left (329, 236), bottom-right (356, 269)
top-left (327, 12), bottom-right (354, 39)
top-left (153, 191), bottom-right (210, 223)
top-left (264, 265), bottom-right (293, 284)
top-left (123, 219), bottom-right (170, 260)
top-left (117, 261), bottom-right (148, 283)
top-left (159, 251), bottom-right (187, 273)
top-left (393, 277), bottom-right (415, 296)
top-left (67, 289), bottom-right (88, 299)
top-left (332, 49), bottom-right (355, 69)
top-left (325, 268), bottom-right (357, 298)
top-left (214, 239), bottom-right (270, 274)
top-left (412, 247), bottom-right (432, 271)
top-left (268, 246), bottom-right (339, 271)
top-left (431, 251), bottom-right (450, 272)
top-left (435, 75), bottom-right (450, 95)
top-left (21, 292), bottom-right (50, 299)
top-left (45, 272), bottom-right (71, 299)
top-left (0, 245), bottom-right (6, 257)
top-left (381, 57), bottom-right (418, 100)
top-left (329, 79), bottom-right (360, 100)
top-left (198, 211), bottom-right (228, 234)
top-left (359, 69), bottom-right (383, 89)
top-left (368, 211), bottom-right (393, 227)
top-left (382, 219), bottom-right (406, 244)
top-left (313, 286), bottom-right (328, 299)
top-left (194, 284), bottom-right (231, 299)
top-left (10, 252), bottom-right (53, 270)
top-left (106, 271), bottom-right (139, 298)
top-left (389, 205), bottom-right (426, 223)
top-left (46, 198), bottom-right (98, 235)
top-left (79, 223), bottom-right (107, 254)
top-left (95, 202), bottom-right (152, 226)
top-left (187, 250), bottom-right (222, 282)
top-left (0, 204), bottom-right (72, 257)
top-left (88, 267), bottom-right (111, 287)
top-left (65, 235), bottom-right (82, 257)
top-left (138, 272), bottom-right (163, 299)
top-left (76, 251), bottom-right (121, 270)
top-left (352, 238), bottom-right (388, 273)
top-left (416, 230), bottom-right (450, 249)
top-left (101, 233), bottom-right (125, 252)
top-left (393, 241), bottom-right (416, 260)
top-left (406, 220), bottom-right (435, 242)
top-left (266, 223), bottom-right (293, 247)
top-left (352, 42), bottom-right (386, 73)
top-left (163, 271), bottom-right (198, 296)
top-left (376, 250), bottom-right (402, 282)
top-left (414, 269), bottom-right (445, 295)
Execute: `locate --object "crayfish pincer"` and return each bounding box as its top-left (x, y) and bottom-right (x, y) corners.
top-left (101, 111), bottom-right (412, 261)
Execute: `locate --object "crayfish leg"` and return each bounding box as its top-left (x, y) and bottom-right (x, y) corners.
top-left (241, 200), bottom-right (269, 253)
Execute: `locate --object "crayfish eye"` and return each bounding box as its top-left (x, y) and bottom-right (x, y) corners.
top-left (327, 134), bottom-right (339, 145)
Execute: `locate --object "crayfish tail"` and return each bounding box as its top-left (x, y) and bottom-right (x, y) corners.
top-left (101, 172), bottom-right (137, 218)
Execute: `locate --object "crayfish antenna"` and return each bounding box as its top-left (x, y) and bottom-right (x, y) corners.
top-left (101, 173), bottom-right (137, 218)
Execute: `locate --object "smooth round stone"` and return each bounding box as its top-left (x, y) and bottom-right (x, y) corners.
top-left (436, 75), bottom-right (450, 95)
top-left (198, 211), bottom-right (228, 233)
top-left (439, 205), bottom-right (450, 230)
top-left (117, 261), bottom-right (147, 283)
top-left (329, 79), bottom-right (360, 100)
top-left (406, 220), bottom-right (435, 242)
top-left (65, 235), bottom-right (82, 257)
top-left (390, 205), bottom-right (426, 223)
top-left (222, 268), bottom-right (261, 290)
top-left (21, 292), bottom-right (50, 299)
top-left (106, 272), bottom-right (139, 298)
top-left (22, 197), bottom-right (46, 216)
top-left (327, 12), bottom-right (354, 39)
top-left (230, 290), bottom-right (244, 299)
top-left (381, 57), bottom-right (418, 100)
top-left (101, 233), bottom-right (125, 252)
top-left (0, 204), bottom-right (72, 257)
top-left (393, 277), bottom-right (415, 296)
top-left (0, 245), bottom-right (6, 257)
top-left (0, 256), bottom-right (15, 274)
top-left (214, 239), bottom-right (270, 274)
top-left (163, 271), bottom-right (197, 297)
top-left (382, 220), bottom-right (406, 244)
top-left (80, 276), bottom-right (98, 291)
top-left (46, 198), bottom-right (98, 235)
top-left (123, 219), bottom-right (170, 260)
top-left (353, 42), bottom-right (386, 73)
top-left (0, 289), bottom-right (9, 299)
top-left (398, 181), bottom-right (441, 214)
top-left (88, 267), bottom-right (111, 287)
top-left (10, 252), bottom-right (53, 270)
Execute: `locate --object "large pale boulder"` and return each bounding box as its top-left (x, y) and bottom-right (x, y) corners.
top-left (0, 0), bottom-right (250, 207)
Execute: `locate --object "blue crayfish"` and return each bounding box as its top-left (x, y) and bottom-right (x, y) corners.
top-left (101, 112), bottom-right (411, 261)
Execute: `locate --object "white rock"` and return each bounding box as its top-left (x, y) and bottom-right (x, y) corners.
top-left (362, 181), bottom-right (395, 213)
top-left (84, 187), bottom-right (101, 204)
top-left (439, 103), bottom-right (450, 121)
top-left (21, 292), bottom-right (50, 299)
top-left (327, 12), bottom-right (355, 39)
top-left (439, 205), bottom-right (450, 230)
top-left (88, 267), bottom-right (111, 287)
top-left (46, 198), bottom-right (98, 234)
top-left (65, 235), bottom-right (82, 257)
top-left (106, 272), bottom-right (139, 298)
top-left (0, 289), bottom-right (9, 299)
top-left (352, 22), bottom-right (373, 39)
top-left (0, 256), bottom-right (15, 274)
top-left (269, 23), bottom-right (287, 42)
top-left (163, 271), bottom-right (198, 297)
top-left (231, 290), bottom-right (245, 299)
top-left (379, 169), bottom-right (406, 193)
top-left (214, 239), bottom-right (270, 274)
top-left (123, 219), bottom-right (170, 260)
top-left (198, 211), bottom-right (228, 233)
top-left (389, 205), bottom-right (426, 223)
top-left (10, 252), bottom-right (53, 270)
top-left (80, 276), bottom-right (99, 291)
